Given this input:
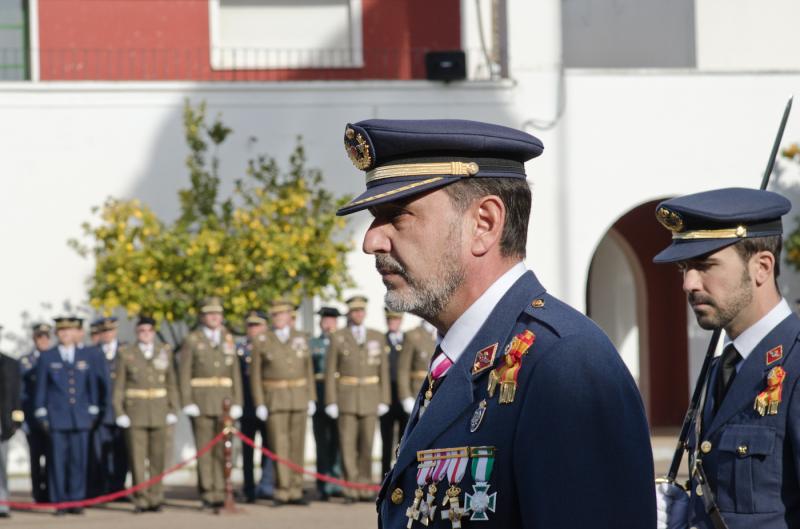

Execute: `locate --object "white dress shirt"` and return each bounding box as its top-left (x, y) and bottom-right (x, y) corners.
top-left (275, 326), bottom-right (290, 344)
top-left (58, 344), bottom-right (76, 364)
top-left (439, 261), bottom-right (527, 363)
top-left (351, 324), bottom-right (366, 344)
top-left (724, 297), bottom-right (792, 372)
top-left (203, 326), bottom-right (221, 346)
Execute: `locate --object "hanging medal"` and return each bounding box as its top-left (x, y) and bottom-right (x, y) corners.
top-left (488, 330), bottom-right (535, 404)
top-left (407, 460), bottom-right (434, 528)
top-left (754, 366), bottom-right (786, 416)
top-left (464, 446), bottom-right (497, 521)
top-left (440, 448), bottom-right (469, 528)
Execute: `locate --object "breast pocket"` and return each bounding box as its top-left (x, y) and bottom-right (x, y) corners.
top-left (716, 424), bottom-right (781, 514)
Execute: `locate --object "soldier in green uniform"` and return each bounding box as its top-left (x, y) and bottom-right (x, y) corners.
top-left (396, 321), bottom-right (438, 416)
top-left (324, 295), bottom-right (390, 502)
top-left (178, 297), bottom-right (243, 511)
top-left (251, 299), bottom-right (316, 506)
top-left (310, 307), bottom-right (343, 500)
top-left (113, 316), bottom-right (180, 513)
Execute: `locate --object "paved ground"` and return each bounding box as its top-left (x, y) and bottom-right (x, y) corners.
top-left (3, 432), bottom-right (683, 528)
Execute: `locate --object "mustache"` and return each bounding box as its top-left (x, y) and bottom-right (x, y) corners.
top-left (688, 293), bottom-right (716, 307)
top-left (375, 254), bottom-right (407, 277)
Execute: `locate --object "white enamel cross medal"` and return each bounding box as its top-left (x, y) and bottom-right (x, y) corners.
top-left (464, 483), bottom-right (497, 521)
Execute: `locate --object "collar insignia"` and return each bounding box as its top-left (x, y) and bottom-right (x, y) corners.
top-left (766, 345), bottom-right (783, 365)
top-left (472, 344), bottom-right (498, 375)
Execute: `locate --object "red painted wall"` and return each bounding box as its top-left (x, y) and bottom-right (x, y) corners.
top-left (610, 199), bottom-right (689, 428)
top-left (37, 0), bottom-right (461, 81)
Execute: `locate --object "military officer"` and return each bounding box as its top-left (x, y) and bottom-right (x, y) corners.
top-left (34, 316), bottom-right (100, 515)
top-left (178, 297), bottom-right (243, 511)
top-left (653, 188), bottom-right (800, 529)
top-left (324, 295), bottom-right (390, 502)
top-left (237, 310), bottom-right (274, 503)
top-left (310, 306), bottom-right (344, 500)
top-left (251, 299), bottom-right (316, 506)
top-left (380, 308), bottom-right (407, 476)
top-left (89, 317), bottom-right (128, 497)
top-left (113, 316), bottom-right (179, 513)
top-left (337, 119), bottom-right (655, 528)
top-left (19, 322), bottom-right (52, 503)
top-left (397, 320), bottom-right (438, 416)
top-left (0, 343), bottom-right (24, 518)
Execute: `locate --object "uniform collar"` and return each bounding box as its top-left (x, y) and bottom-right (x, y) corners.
top-left (724, 297), bottom-right (792, 366)
top-left (440, 261), bottom-right (527, 364)
top-left (202, 326), bottom-right (221, 343)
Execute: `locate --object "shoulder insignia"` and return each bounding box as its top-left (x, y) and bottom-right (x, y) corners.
top-left (472, 344), bottom-right (498, 375)
top-left (766, 345), bottom-right (783, 365)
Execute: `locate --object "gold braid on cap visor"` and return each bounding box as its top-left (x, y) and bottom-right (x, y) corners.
top-left (672, 226), bottom-right (747, 240)
top-left (365, 161), bottom-right (479, 183)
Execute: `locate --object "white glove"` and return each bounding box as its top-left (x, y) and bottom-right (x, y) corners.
top-left (307, 401), bottom-right (317, 416)
top-left (377, 403), bottom-right (390, 417)
top-left (325, 403), bottom-right (339, 419)
top-left (182, 404), bottom-right (201, 417)
top-left (402, 397), bottom-right (415, 415)
top-left (166, 413), bottom-right (178, 425)
top-left (656, 481), bottom-right (690, 529)
top-left (115, 415), bottom-right (131, 429)
top-left (229, 405), bottom-right (243, 420)
top-left (256, 405), bottom-right (269, 422)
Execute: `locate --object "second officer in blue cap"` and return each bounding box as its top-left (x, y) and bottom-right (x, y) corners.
top-left (653, 188), bottom-right (800, 529)
top-left (338, 119), bottom-right (655, 528)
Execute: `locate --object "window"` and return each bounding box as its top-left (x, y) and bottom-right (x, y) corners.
top-left (0, 0), bottom-right (29, 80)
top-left (209, 0), bottom-right (363, 70)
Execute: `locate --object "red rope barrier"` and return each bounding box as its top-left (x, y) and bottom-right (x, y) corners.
top-left (234, 429), bottom-right (380, 492)
top-left (0, 430), bottom-right (227, 511)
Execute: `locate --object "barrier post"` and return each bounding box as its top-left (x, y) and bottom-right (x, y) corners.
top-left (221, 397), bottom-right (241, 514)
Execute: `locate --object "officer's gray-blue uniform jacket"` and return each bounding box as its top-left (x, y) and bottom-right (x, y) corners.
top-left (377, 271), bottom-right (656, 529)
top-left (33, 347), bottom-right (99, 430)
top-left (19, 350), bottom-right (42, 430)
top-left (687, 313), bottom-right (800, 529)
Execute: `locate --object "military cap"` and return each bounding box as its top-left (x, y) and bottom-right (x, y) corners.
top-left (345, 295), bottom-right (368, 311)
top-left (653, 187), bottom-right (791, 263)
top-left (317, 306), bottom-right (342, 318)
top-left (90, 320), bottom-right (103, 334)
top-left (385, 307), bottom-right (404, 319)
top-left (32, 322), bottom-right (52, 335)
top-left (91, 316), bottom-right (118, 333)
top-left (337, 119), bottom-right (544, 216)
top-left (200, 296), bottom-right (224, 314)
top-left (54, 316), bottom-right (83, 330)
top-left (268, 299), bottom-right (294, 315)
top-left (245, 310), bottom-right (269, 325)
top-left (136, 315), bottom-right (157, 327)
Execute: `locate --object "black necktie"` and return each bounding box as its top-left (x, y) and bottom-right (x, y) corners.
top-left (713, 344), bottom-right (741, 412)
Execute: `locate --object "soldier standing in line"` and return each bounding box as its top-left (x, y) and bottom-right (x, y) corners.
top-left (0, 334), bottom-right (24, 519)
top-left (237, 310), bottom-right (275, 503)
top-left (251, 299), bottom-right (316, 506)
top-left (379, 309), bottom-right (407, 477)
top-left (19, 323), bottom-right (52, 503)
top-left (324, 295), bottom-right (390, 502)
top-left (310, 306), bottom-right (343, 501)
top-left (34, 317), bottom-right (100, 515)
top-left (178, 297), bottom-right (243, 512)
top-left (396, 320), bottom-right (438, 417)
top-left (113, 316), bottom-right (179, 513)
top-left (89, 317), bottom-right (128, 497)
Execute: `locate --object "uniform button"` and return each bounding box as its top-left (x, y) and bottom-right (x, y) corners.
top-left (69, 388), bottom-right (76, 394)
top-left (391, 488), bottom-right (404, 505)
top-left (700, 441), bottom-right (712, 454)
top-left (69, 398), bottom-right (76, 404)
top-left (214, 361), bottom-right (220, 367)
top-left (532, 299), bottom-right (545, 308)
top-left (737, 445), bottom-right (748, 456)
top-left (69, 379), bottom-right (75, 385)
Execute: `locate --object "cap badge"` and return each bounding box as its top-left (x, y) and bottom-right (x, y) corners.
top-left (656, 207), bottom-right (684, 232)
top-left (344, 127), bottom-right (373, 171)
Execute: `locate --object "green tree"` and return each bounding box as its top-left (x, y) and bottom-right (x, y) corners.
top-left (781, 143), bottom-right (800, 269)
top-left (71, 100), bottom-right (353, 343)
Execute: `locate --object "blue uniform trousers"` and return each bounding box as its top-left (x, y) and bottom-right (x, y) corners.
top-left (25, 427), bottom-right (49, 502)
top-left (48, 429), bottom-right (89, 502)
top-left (88, 423), bottom-right (128, 496)
top-left (239, 415), bottom-right (274, 499)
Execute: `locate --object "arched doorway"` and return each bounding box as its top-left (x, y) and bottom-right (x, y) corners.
top-left (587, 199), bottom-right (688, 428)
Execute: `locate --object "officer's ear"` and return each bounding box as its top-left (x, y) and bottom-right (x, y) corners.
top-left (751, 250), bottom-right (776, 288)
top-left (469, 194), bottom-right (505, 257)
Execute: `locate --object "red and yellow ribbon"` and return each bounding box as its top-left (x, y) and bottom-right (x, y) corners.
top-left (488, 330), bottom-right (535, 404)
top-left (754, 366), bottom-right (786, 416)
